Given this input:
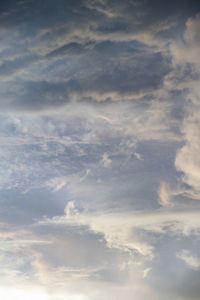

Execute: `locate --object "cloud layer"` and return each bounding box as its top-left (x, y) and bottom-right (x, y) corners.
top-left (0, 1), bottom-right (200, 299)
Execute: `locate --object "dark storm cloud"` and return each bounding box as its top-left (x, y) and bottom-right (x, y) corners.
top-left (0, 55), bottom-right (38, 79)
top-left (0, 42), bottom-right (171, 112)
top-left (1, 0), bottom-right (199, 37)
top-left (0, 0), bottom-right (144, 33)
top-left (0, 0), bottom-right (199, 112)
top-left (12, 80), bottom-right (77, 111)
top-left (45, 41), bottom-right (96, 59)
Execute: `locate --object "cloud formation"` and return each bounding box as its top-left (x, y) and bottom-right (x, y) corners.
top-left (0, 1), bottom-right (200, 299)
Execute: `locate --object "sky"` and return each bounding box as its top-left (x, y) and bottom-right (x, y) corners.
top-left (0, 0), bottom-right (200, 299)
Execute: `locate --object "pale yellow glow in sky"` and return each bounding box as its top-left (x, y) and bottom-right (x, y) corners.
top-left (0, 288), bottom-right (87, 300)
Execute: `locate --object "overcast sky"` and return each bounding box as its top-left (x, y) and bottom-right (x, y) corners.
top-left (0, 0), bottom-right (200, 299)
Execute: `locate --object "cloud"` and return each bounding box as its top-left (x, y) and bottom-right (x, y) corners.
top-left (0, 55), bottom-right (39, 80)
top-left (38, 204), bottom-right (200, 256)
top-left (101, 153), bottom-right (112, 168)
top-left (175, 105), bottom-right (200, 194)
top-left (164, 12), bottom-right (200, 204)
top-left (0, 44), bottom-right (171, 112)
top-left (0, 2), bottom-right (200, 300)
top-left (170, 13), bottom-right (200, 66)
top-left (0, 0), bottom-right (192, 113)
top-left (143, 267), bottom-right (152, 278)
top-left (177, 250), bottom-right (200, 270)
top-left (158, 181), bottom-right (173, 207)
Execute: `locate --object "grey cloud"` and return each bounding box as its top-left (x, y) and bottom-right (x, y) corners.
top-left (0, 0), bottom-right (197, 113)
top-left (45, 41), bottom-right (96, 59)
top-left (0, 43), bottom-right (171, 112)
top-left (0, 80), bottom-right (80, 112)
top-left (0, 188), bottom-right (67, 226)
top-left (0, 100), bottom-right (181, 212)
top-left (31, 223), bottom-right (129, 274)
top-left (0, 0), bottom-right (191, 36)
top-left (146, 233), bottom-right (200, 300)
top-left (0, 55), bottom-right (39, 80)
top-left (0, 0), bottom-right (196, 66)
